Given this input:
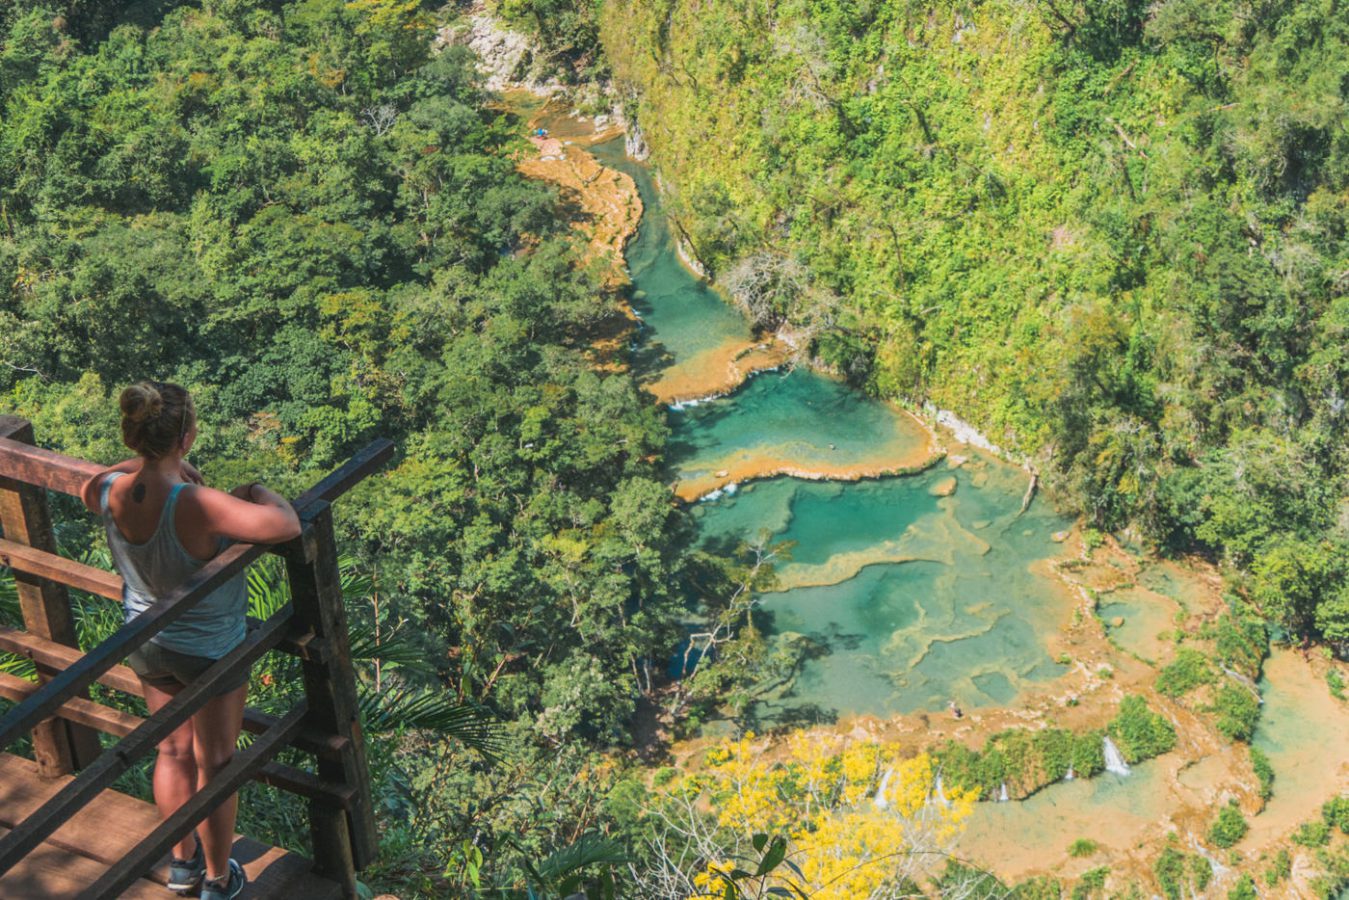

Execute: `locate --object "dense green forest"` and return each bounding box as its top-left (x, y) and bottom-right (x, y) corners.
top-left (503, 0), bottom-right (1349, 654)
top-left (0, 1), bottom-right (774, 894)
top-left (4, 0), bottom-right (1349, 895)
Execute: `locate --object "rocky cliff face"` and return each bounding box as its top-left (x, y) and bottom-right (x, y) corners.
top-left (437, 5), bottom-right (564, 96)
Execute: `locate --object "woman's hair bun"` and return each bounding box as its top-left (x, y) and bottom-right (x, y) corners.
top-left (120, 382), bottom-right (164, 424)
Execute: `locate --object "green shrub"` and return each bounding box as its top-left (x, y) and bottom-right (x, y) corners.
top-left (1208, 801), bottom-right (1248, 849)
top-left (1212, 684), bottom-right (1261, 742)
top-left (1264, 848), bottom-right (1291, 886)
top-left (1250, 746), bottom-right (1275, 800)
top-left (1070, 867), bottom-right (1108, 900)
top-left (1108, 696), bottom-right (1177, 763)
top-left (933, 860), bottom-right (1006, 898)
top-left (1068, 838), bottom-right (1099, 858)
top-left (1011, 875), bottom-right (1062, 900)
top-left (1154, 847), bottom-right (1187, 900)
top-left (1329, 668), bottom-right (1346, 700)
top-left (1213, 610), bottom-right (1268, 680)
top-left (1228, 874), bottom-right (1258, 900)
top-left (1322, 796), bottom-right (1349, 833)
top-left (1189, 854), bottom-right (1212, 891)
top-left (1293, 820), bottom-right (1331, 847)
top-left (1071, 731), bottom-right (1106, 778)
top-left (1156, 649), bottom-right (1216, 697)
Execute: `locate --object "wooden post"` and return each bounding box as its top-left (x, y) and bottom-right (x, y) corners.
top-left (283, 502), bottom-right (377, 893)
top-left (0, 417), bottom-right (102, 776)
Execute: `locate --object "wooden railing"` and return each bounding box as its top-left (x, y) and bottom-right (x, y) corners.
top-left (0, 415), bottom-right (392, 898)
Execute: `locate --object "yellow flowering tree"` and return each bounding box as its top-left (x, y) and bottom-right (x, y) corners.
top-left (638, 732), bottom-right (976, 899)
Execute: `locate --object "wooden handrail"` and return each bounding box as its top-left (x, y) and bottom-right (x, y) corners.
top-left (0, 437), bottom-right (102, 498)
top-left (0, 432), bottom-right (393, 892)
top-left (0, 607), bottom-right (292, 875)
top-left (0, 438), bottom-right (394, 752)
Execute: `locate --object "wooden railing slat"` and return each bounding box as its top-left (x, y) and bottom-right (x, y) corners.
top-left (0, 627), bottom-right (143, 694)
top-left (0, 626), bottom-right (348, 757)
top-left (0, 607), bottom-right (291, 876)
top-left (0, 436), bottom-right (103, 498)
top-left (0, 541), bottom-right (267, 751)
top-left (0, 538), bottom-right (122, 601)
top-left (80, 702), bottom-right (310, 900)
top-left (0, 671), bottom-right (141, 736)
top-left (0, 671), bottom-right (353, 806)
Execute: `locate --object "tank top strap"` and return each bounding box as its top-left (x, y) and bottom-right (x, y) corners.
top-left (162, 481), bottom-right (190, 533)
top-left (99, 471), bottom-right (127, 515)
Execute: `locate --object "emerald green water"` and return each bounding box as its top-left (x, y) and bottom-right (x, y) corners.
top-left (692, 459), bottom-right (1072, 718)
top-left (667, 371), bottom-right (933, 492)
top-left (602, 137), bottom-right (1076, 719)
top-left (591, 141), bottom-right (753, 389)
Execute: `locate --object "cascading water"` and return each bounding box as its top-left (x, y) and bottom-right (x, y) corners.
top-left (589, 135), bottom-right (1077, 723)
top-left (1064, 765), bottom-right (1075, 781)
top-left (998, 783), bottom-right (1009, 802)
top-left (934, 774), bottom-right (950, 807)
top-left (873, 767), bottom-right (895, 810)
top-left (1102, 736), bottom-right (1131, 776)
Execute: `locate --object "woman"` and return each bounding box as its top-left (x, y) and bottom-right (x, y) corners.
top-left (81, 382), bottom-right (301, 899)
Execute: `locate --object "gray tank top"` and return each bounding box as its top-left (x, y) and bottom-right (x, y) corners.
top-left (101, 473), bottom-right (247, 658)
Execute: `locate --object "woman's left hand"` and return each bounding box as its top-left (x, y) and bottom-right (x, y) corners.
top-left (180, 459), bottom-right (204, 485)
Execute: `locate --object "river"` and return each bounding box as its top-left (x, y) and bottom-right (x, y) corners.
top-left (589, 138), bottom-right (1084, 722)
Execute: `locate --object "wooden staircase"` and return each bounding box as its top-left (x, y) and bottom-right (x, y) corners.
top-left (0, 416), bottom-right (393, 899)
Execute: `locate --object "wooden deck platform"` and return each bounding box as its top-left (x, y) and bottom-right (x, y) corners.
top-left (0, 752), bottom-right (341, 899)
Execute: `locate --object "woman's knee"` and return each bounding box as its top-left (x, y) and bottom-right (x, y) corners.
top-left (158, 730), bottom-right (195, 761)
top-left (193, 743), bottom-right (236, 775)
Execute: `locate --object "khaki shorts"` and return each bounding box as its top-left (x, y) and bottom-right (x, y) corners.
top-left (126, 641), bottom-right (249, 697)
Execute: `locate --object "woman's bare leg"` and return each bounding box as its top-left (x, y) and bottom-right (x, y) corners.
top-left (141, 681), bottom-right (198, 860)
top-left (192, 683), bottom-right (247, 880)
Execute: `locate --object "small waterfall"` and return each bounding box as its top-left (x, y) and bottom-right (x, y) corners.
top-left (998, 783), bottom-right (1009, 802)
top-left (1102, 736), bottom-right (1131, 776)
top-left (1064, 765), bottom-right (1075, 781)
top-left (934, 774), bottom-right (950, 807)
top-left (873, 767), bottom-right (894, 810)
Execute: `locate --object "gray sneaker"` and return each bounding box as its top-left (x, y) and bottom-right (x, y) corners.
top-left (166, 838), bottom-right (204, 894)
top-left (200, 859), bottom-right (246, 900)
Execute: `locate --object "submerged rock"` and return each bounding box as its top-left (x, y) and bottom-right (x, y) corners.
top-left (1051, 529), bottom-right (1071, 542)
top-left (1111, 616), bottom-right (1126, 628)
top-left (930, 476), bottom-right (958, 497)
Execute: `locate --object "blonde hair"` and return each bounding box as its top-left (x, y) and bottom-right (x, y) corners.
top-left (119, 381), bottom-right (194, 459)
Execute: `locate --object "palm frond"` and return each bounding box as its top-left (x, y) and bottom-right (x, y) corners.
top-left (247, 557), bottom-right (291, 619)
top-left (0, 573), bottom-right (20, 628)
top-left (357, 686), bottom-right (503, 760)
top-left (0, 653), bottom-right (36, 680)
top-left (535, 833), bottom-right (629, 882)
top-left (348, 629), bottom-right (435, 675)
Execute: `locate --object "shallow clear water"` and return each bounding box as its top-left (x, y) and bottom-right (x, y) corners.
top-left (693, 460), bottom-right (1072, 718)
top-left (667, 370), bottom-right (933, 489)
top-left (1097, 586), bottom-right (1178, 664)
top-left (958, 761), bottom-right (1169, 879)
top-left (604, 138), bottom-right (1075, 720)
top-left (591, 140), bottom-right (754, 384)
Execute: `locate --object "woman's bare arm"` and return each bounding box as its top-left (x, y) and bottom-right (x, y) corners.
top-left (79, 458), bottom-right (143, 514)
top-left (192, 483), bottom-right (302, 546)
